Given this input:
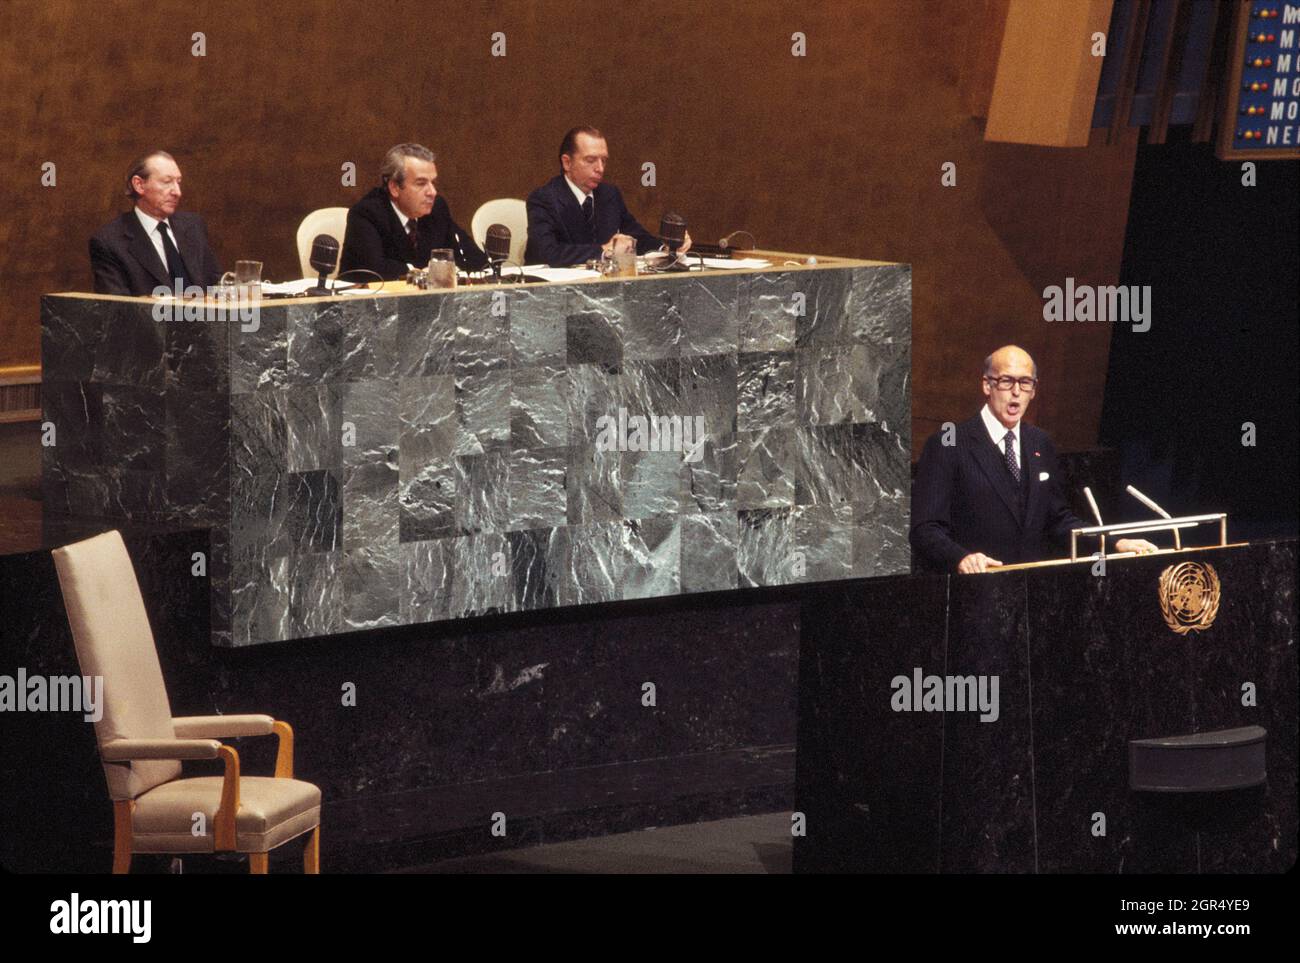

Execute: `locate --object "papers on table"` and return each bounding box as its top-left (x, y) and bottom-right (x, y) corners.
top-left (260, 278), bottom-right (323, 295)
top-left (521, 265), bottom-right (603, 282)
top-left (260, 278), bottom-right (387, 296)
top-left (696, 257), bottom-right (772, 270)
top-left (261, 259), bottom-right (771, 297)
top-left (516, 259), bottom-right (772, 280)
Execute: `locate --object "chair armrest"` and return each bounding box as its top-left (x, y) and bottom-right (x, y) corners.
top-left (101, 738), bottom-right (221, 761)
top-left (172, 714), bottom-right (276, 738)
top-left (172, 716), bottom-right (295, 778)
top-left (272, 720), bottom-right (295, 778)
top-left (215, 745), bottom-right (241, 851)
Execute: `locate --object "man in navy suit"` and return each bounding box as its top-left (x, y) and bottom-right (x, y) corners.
top-left (911, 345), bottom-right (1156, 573)
top-left (339, 143), bottom-right (486, 281)
top-left (89, 151), bottom-right (223, 296)
top-left (525, 126), bottom-right (691, 267)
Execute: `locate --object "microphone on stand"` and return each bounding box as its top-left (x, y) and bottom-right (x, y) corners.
top-left (1082, 486), bottom-right (1106, 557)
top-left (306, 235), bottom-right (340, 296)
top-left (719, 230), bottom-right (756, 252)
top-left (485, 224), bottom-right (512, 282)
top-left (1127, 485), bottom-right (1180, 549)
top-left (1082, 487), bottom-right (1105, 527)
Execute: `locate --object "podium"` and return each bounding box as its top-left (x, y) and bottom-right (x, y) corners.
top-left (793, 539), bottom-right (1297, 873)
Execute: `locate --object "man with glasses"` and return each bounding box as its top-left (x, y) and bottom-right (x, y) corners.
top-left (911, 344), bottom-right (1156, 573)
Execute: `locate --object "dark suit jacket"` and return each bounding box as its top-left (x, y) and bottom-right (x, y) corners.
top-left (338, 187), bottom-right (486, 281)
top-left (89, 210), bottom-right (222, 296)
top-left (524, 175), bottom-right (659, 266)
top-left (910, 414), bottom-right (1085, 572)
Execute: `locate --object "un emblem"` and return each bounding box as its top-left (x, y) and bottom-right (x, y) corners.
top-left (1158, 562), bottom-right (1221, 635)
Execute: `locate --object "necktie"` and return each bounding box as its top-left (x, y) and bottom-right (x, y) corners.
top-left (407, 219), bottom-right (419, 256)
top-left (157, 221), bottom-right (186, 289)
top-left (1004, 431), bottom-right (1020, 483)
top-left (581, 195), bottom-right (594, 228)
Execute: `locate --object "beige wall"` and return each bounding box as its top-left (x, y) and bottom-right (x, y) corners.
top-left (0, 0), bottom-right (1137, 455)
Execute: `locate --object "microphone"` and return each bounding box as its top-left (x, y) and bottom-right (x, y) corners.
top-left (1079, 485), bottom-right (1109, 557)
top-left (1082, 487), bottom-right (1104, 527)
top-left (307, 234), bottom-right (339, 296)
top-left (485, 224), bottom-right (512, 280)
top-left (1127, 484), bottom-right (1179, 549)
top-left (1127, 484), bottom-right (1171, 519)
top-left (659, 212), bottom-right (687, 255)
top-left (719, 230), bottom-right (756, 252)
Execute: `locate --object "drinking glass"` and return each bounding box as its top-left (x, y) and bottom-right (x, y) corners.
top-left (427, 249), bottom-right (456, 289)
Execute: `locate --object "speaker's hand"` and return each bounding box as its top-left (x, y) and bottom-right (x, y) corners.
top-left (957, 552), bottom-right (1003, 574)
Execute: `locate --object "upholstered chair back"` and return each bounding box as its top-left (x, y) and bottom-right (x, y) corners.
top-left (52, 530), bottom-right (181, 800)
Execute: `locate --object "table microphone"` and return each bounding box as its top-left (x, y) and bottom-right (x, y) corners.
top-left (307, 235), bottom-right (340, 296)
top-left (660, 212), bottom-right (686, 255)
top-left (719, 230), bottom-right (756, 252)
top-left (485, 224), bottom-right (512, 281)
top-left (660, 211), bottom-right (691, 270)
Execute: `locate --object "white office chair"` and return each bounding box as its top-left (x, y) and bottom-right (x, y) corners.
top-left (470, 198), bottom-right (528, 266)
top-left (296, 207), bottom-right (349, 279)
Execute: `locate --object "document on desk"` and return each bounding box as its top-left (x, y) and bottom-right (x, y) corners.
top-left (696, 257), bottom-right (772, 270)
top-left (260, 279), bottom-right (388, 296)
top-left (522, 266), bottom-right (603, 282)
top-left (261, 278), bottom-right (324, 295)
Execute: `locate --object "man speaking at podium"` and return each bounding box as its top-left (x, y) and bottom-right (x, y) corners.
top-left (525, 126), bottom-right (690, 267)
top-left (339, 143), bottom-right (486, 281)
top-left (911, 345), bottom-right (1156, 574)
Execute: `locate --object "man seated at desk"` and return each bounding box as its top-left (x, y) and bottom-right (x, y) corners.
top-left (525, 126), bottom-right (690, 267)
top-left (911, 344), bottom-right (1157, 573)
top-left (339, 143), bottom-right (486, 281)
top-left (89, 151), bottom-right (223, 296)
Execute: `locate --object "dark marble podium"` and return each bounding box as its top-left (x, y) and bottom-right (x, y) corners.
top-left (793, 540), bottom-right (1298, 873)
top-left (41, 257), bottom-right (911, 646)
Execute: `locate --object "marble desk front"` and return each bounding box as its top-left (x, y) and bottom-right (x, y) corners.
top-left (41, 254), bottom-right (912, 645)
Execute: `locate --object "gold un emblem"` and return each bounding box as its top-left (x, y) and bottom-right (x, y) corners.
top-left (1158, 562), bottom-right (1221, 635)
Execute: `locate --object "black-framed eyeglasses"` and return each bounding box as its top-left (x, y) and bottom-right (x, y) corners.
top-left (985, 375), bottom-right (1038, 392)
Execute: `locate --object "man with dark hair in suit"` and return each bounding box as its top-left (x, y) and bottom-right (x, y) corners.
top-left (524, 126), bottom-right (691, 267)
top-left (339, 143), bottom-right (486, 281)
top-left (89, 151), bottom-right (223, 296)
top-left (911, 345), bottom-right (1157, 573)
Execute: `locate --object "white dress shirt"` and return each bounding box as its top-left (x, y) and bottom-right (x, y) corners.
top-left (391, 201), bottom-right (416, 270)
top-left (565, 176), bottom-right (591, 208)
top-left (391, 201), bottom-right (414, 232)
top-left (134, 207), bottom-right (174, 272)
top-left (981, 404), bottom-right (1021, 470)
